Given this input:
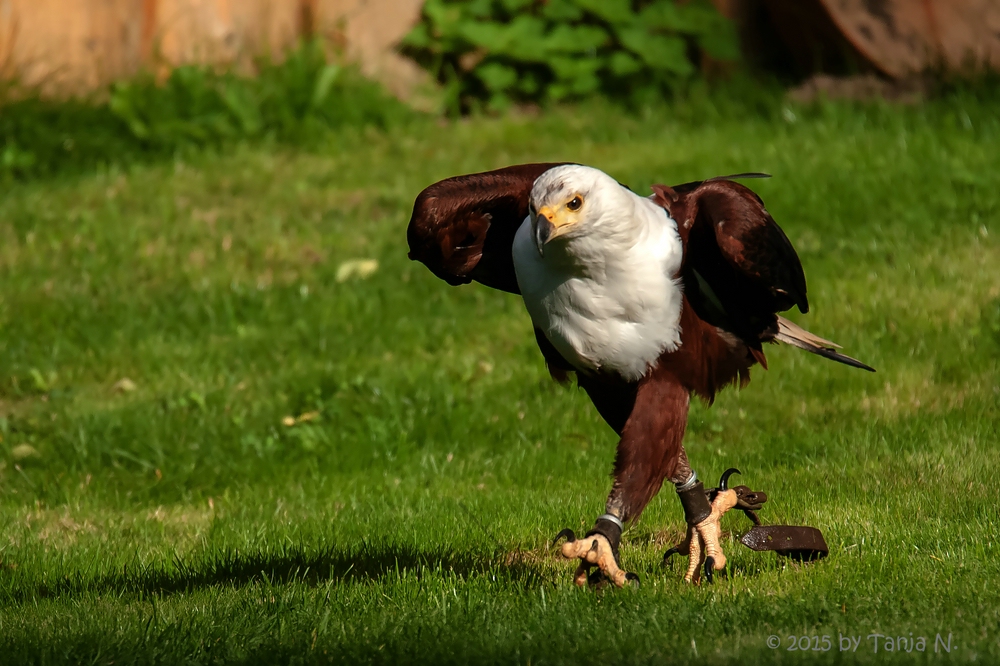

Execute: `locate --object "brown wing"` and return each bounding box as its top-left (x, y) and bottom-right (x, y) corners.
top-left (654, 179), bottom-right (873, 372)
top-left (407, 163), bottom-right (569, 294)
top-left (653, 178), bottom-right (808, 360)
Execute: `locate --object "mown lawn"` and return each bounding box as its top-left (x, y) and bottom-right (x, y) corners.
top-left (1, 95), bottom-right (998, 664)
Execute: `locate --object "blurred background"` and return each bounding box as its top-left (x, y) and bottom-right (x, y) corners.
top-left (2, 0), bottom-right (999, 95)
top-left (2, 0), bottom-right (999, 178)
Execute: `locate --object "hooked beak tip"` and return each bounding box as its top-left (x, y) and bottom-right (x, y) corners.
top-left (534, 217), bottom-right (555, 256)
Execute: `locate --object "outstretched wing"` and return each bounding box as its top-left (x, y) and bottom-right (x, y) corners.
top-left (653, 178), bottom-right (872, 371)
top-left (654, 179), bottom-right (807, 344)
top-left (407, 163), bottom-right (568, 293)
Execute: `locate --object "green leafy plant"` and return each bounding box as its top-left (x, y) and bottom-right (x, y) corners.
top-left (402, 0), bottom-right (738, 113)
top-left (108, 40), bottom-right (409, 148)
top-left (0, 40), bottom-right (411, 180)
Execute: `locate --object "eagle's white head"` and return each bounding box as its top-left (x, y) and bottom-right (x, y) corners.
top-left (528, 165), bottom-right (636, 258)
top-left (514, 163), bottom-right (685, 380)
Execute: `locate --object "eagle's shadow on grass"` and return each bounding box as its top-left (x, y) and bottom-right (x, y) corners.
top-left (21, 542), bottom-right (550, 603)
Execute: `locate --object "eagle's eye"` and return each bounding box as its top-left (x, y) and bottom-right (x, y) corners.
top-left (566, 196), bottom-right (583, 212)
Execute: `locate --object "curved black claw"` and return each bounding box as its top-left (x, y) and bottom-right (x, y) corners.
top-left (625, 572), bottom-right (640, 587)
top-left (662, 546), bottom-right (680, 569)
top-left (704, 556), bottom-right (716, 584)
top-left (552, 528), bottom-right (576, 546)
top-left (719, 468), bottom-right (741, 491)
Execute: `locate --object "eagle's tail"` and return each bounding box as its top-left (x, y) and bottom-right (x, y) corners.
top-left (773, 316), bottom-right (875, 372)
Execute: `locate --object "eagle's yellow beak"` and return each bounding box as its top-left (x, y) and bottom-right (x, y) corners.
top-left (534, 205), bottom-right (574, 256)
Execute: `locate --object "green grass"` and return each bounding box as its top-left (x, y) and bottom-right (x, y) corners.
top-left (1, 91), bottom-right (999, 664)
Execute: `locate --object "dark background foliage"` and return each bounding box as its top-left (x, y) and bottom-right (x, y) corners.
top-left (402, 0), bottom-right (738, 113)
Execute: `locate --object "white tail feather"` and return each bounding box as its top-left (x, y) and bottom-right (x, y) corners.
top-left (775, 316), bottom-right (841, 350)
top-left (772, 316), bottom-right (874, 372)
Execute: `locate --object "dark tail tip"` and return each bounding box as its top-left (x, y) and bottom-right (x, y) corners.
top-left (814, 347), bottom-right (876, 372)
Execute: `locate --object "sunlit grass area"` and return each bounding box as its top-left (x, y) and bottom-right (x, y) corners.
top-left (1, 94), bottom-right (998, 664)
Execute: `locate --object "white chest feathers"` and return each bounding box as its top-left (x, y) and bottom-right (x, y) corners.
top-left (512, 196), bottom-right (684, 382)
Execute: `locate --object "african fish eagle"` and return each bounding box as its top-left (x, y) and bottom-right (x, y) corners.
top-left (406, 163), bottom-right (873, 586)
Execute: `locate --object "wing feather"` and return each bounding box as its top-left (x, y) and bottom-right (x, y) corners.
top-left (406, 163), bottom-right (568, 293)
top-left (653, 178), bottom-right (872, 371)
top-left (775, 317), bottom-right (875, 372)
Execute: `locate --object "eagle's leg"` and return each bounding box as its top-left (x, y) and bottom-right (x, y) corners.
top-left (554, 370), bottom-right (689, 588)
top-left (663, 463), bottom-right (742, 584)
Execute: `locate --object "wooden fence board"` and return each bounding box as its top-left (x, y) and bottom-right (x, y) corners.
top-left (0, 0), bottom-right (424, 97)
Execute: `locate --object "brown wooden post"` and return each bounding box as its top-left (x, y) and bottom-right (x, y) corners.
top-left (141, 0), bottom-right (158, 65)
top-left (300, 0), bottom-right (318, 39)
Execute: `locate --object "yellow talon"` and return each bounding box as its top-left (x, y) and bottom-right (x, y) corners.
top-left (667, 488), bottom-right (739, 584)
